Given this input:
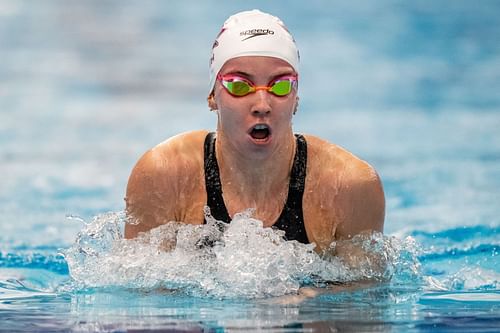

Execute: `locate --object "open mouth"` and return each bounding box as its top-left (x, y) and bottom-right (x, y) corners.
top-left (249, 124), bottom-right (271, 140)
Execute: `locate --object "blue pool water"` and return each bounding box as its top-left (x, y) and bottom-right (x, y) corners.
top-left (1, 0), bottom-right (499, 331)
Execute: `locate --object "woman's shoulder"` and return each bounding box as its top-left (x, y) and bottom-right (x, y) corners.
top-left (133, 130), bottom-right (210, 177)
top-left (303, 134), bottom-right (360, 164)
top-left (303, 134), bottom-right (379, 184)
top-left (153, 130), bottom-right (211, 153)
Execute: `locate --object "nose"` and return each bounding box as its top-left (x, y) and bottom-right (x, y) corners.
top-left (250, 90), bottom-right (272, 116)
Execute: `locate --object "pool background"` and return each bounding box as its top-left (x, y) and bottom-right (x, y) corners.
top-left (1, 0), bottom-right (499, 331)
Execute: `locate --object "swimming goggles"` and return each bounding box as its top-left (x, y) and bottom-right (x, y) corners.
top-left (217, 74), bottom-right (298, 97)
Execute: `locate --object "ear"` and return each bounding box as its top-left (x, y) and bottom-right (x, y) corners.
top-left (207, 94), bottom-right (218, 111)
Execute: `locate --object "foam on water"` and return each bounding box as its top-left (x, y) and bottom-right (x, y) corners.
top-left (61, 209), bottom-right (422, 299)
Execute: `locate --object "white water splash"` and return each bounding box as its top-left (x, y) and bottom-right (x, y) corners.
top-left (62, 209), bottom-right (421, 298)
top-left (425, 266), bottom-right (500, 292)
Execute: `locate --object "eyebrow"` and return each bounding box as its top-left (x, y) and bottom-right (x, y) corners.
top-left (228, 71), bottom-right (252, 78)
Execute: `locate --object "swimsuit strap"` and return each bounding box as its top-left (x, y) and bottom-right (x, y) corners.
top-left (204, 132), bottom-right (231, 222)
top-left (203, 132), bottom-right (309, 244)
top-left (272, 134), bottom-right (309, 243)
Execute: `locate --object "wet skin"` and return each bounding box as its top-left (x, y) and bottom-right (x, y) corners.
top-left (125, 56), bottom-right (385, 265)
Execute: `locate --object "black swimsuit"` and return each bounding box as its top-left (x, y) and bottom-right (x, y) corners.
top-left (203, 132), bottom-right (309, 244)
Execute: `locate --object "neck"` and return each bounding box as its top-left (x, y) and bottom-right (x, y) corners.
top-left (215, 132), bottom-right (296, 196)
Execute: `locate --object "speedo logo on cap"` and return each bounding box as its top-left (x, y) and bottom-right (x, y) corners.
top-left (240, 29), bottom-right (274, 41)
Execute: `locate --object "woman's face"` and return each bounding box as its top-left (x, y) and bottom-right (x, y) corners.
top-left (212, 56), bottom-right (298, 159)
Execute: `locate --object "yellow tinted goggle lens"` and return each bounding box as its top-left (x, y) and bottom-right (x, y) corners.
top-left (269, 80), bottom-right (293, 96)
top-left (220, 76), bottom-right (296, 97)
top-left (225, 81), bottom-right (252, 96)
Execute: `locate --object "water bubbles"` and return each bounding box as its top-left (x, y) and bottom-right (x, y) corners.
top-left (62, 209), bottom-right (424, 299)
top-left (65, 214), bottom-right (86, 224)
top-left (427, 266), bottom-right (500, 291)
top-left (209, 210), bottom-right (318, 298)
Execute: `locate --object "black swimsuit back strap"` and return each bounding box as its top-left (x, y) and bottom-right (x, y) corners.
top-left (272, 134), bottom-right (309, 243)
top-left (204, 132), bottom-right (231, 222)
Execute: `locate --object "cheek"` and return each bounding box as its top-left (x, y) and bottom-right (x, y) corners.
top-left (214, 89), bottom-right (239, 114)
top-left (276, 99), bottom-right (296, 119)
top-left (216, 96), bottom-right (248, 123)
top-left (217, 106), bottom-right (244, 130)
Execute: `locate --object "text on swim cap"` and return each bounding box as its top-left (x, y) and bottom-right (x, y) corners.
top-left (240, 29), bottom-right (275, 41)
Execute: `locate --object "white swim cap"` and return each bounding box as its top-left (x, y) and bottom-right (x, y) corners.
top-left (208, 9), bottom-right (300, 94)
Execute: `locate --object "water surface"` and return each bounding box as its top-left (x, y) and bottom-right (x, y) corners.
top-left (1, 1), bottom-right (499, 331)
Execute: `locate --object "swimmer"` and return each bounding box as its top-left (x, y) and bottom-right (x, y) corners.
top-left (125, 10), bottom-right (385, 268)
